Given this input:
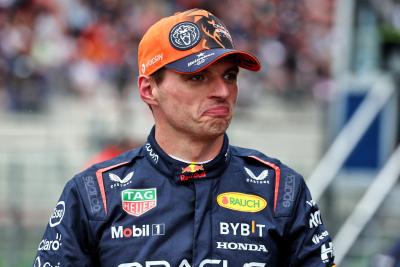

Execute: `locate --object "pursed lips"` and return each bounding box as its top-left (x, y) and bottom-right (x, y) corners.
top-left (202, 105), bottom-right (231, 117)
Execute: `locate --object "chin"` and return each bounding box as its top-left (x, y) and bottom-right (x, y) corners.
top-left (205, 119), bottom-right (230, 136)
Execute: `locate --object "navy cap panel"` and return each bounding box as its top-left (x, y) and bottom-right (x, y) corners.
top-left (166, 48), bottom-right (260, 73)
top-left (166, 49), bottom-right (233, 73)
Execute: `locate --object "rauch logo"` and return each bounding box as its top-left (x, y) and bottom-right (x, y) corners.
top-left (217, 192), bottom-right (266, 212)
top-left (121, 188), bottom-right (157, 216)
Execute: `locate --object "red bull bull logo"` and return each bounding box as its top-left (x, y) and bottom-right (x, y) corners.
top-left (180, 163), bottom-right (206, 181)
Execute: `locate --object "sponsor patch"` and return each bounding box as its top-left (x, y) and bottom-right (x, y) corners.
top-left (169, 22), bottom-right (201, 50)
top-left (49, 201), bottom-right (65, 228)
top-left (321, 242), bottom-right (334, 263)
top-left (306, 199), bottom-right (317, 207)
top-left (38, 233), bottom-right (62, 252)
top-left (309, 210), bottom-right (322, 228)
top-left (187, 51), bottom-right (215, 67)
top-left (219, 221), bottom-right (266, 237)
top-left (312, 230), bottom-right (329, 245)
top-left (145, 143), bottom-right (159, 164)
top-left (111, 223), bottom-right (165, 239)
top-left (244, 167), bottom-right (269, 184)
top-left (121, 188), bottom-right (157, 216)
top-left (275, 173), bottom-right (300, 217)
top-left (217, 192), bottom-right (266, 212)
top-left (118, 259), bottom-right (265, 267)
top-left (216, 241), bottom-right (268, 253)
top-left (34, 256), bottom-right (60, 267)
top-left (180, 163), bottom-right (206, 181)
top-left (142, 54), bottom-right (163, 74)
top-left (282, 174), bottom-right (295, 208)
top-left (109, 171), bottom-right (134, 189)
top-left (82, 176), bottom-right (102, 215)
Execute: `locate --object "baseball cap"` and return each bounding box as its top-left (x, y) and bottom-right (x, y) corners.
top-left (138, 9), bottom-right (261, 76)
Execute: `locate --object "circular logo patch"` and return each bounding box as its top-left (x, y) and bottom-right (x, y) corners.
top-left (169, 22), bottom-right (201, 50)
top-left (49, 201), bottom-right (65, 227)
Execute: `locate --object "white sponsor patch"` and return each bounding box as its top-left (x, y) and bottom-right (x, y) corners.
top-left (309, 210), bottom-right (322, 228)
top-left (219, 221), bottom-right (266, 237)
top-left (109, 171), bottom-right (134, 189)
top-left (321, 242), bottom-right (334, 263)
top-left (143, 54), bottom-right (163, 74)
top-left (312, 230), bottom-right (329, 244)
top-left (111, 224), bottom-right (165, 239)
top-left (244, 167), bottom-right (269, 184)
top-left (118, 259), bottom-right (266, 267)
top-left (49, 201), bottom-right (65, 227)
top-left (38, 233), bottom-right (62, 251)
top-left (216, 242), bottom-right (268, 253)
top-left (34, 256), bottom-right (61, 267)
top-left (187, 52), bottom-right (215, 67)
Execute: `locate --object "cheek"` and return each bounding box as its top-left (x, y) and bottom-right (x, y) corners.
top-left (160, 91), bottom-right (197, 115)
top-left (230, 86), bottom-right (238, 103)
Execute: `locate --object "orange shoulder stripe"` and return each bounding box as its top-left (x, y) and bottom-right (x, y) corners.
top-left (248, 156), bottom-right (281, 212)
top-left (95, 161), bottom-right (130, 214)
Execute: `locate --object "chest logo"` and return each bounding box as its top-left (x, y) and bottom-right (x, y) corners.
top-left (217, 192), bottom-right (267, 212)
top-left (181, 163), bottom-right (206, 181)
top-left (121, 188), bottom-right (157, 216)
top-left (109, 172), bottom-right (134, 189)
top-left (244, 167), bottom-right (269, 184)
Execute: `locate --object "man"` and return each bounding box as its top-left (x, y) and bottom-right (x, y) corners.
top-left (33, 9), bottom-right (336, 267)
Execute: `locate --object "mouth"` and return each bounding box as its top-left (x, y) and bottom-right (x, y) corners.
top-left (202, 105), bottom-right (231, 118)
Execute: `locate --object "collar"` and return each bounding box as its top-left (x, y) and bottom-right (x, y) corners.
top-left (143, 127), bottom-right (231, 183)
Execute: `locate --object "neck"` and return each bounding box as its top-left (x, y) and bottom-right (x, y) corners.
top-left (154, 127), bottom-right (225, 163)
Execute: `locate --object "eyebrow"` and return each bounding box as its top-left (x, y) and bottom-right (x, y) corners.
top-left (226, 66), bottom-right (240, 73)
top-left (190, 66), bottom-right (240, 76)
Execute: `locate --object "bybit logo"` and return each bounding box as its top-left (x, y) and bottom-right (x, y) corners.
top-left (219, 221), bottom-right (266, 237)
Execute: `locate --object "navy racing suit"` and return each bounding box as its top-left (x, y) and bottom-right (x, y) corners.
top-left (33, 128), bottom-right (336, 267)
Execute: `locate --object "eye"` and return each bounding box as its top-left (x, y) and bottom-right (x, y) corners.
top-left (223, 71), bottom-right (238, 82)
top-left (188, 74), bottom-right (205, 81)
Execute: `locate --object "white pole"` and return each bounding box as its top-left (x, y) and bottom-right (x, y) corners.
top-left (333, 145), bottom-right (400, 264)
top-left (308, 75), bottom-right (395, 201)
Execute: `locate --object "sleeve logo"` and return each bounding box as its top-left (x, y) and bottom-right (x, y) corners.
top-left (49, 201), bottom-right (65, 227)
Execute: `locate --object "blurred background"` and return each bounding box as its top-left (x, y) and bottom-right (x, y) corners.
top-left (0, 0), bottom-right (399, 266)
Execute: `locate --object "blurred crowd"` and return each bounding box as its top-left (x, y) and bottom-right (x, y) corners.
top-left (0, 0), bottom-right (335, 112)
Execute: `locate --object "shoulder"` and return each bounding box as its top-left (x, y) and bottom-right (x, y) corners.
top-left (230, 145), bottom-right (306, 217)
top-left (75, 146), bottom-right (144, 179)
top-left (230, 145), bottom-right (300, 175)
top-left (67, 146), bottom-right (144, 219)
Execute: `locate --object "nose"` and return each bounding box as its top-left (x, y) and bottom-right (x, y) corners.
top-left (209, 77), bottom-right (233, 99)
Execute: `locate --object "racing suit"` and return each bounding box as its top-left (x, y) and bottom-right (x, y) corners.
top-left (33, 128), bottom-right (336, 267)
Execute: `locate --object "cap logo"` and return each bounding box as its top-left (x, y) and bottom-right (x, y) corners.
top-left (187, 51), bottom-right (215, 67)
top-left (169, 22), bottom-right (201, 50)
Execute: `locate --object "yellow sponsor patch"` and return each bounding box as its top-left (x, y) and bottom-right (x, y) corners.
top-left (217, 192), bottom-right (267, 212)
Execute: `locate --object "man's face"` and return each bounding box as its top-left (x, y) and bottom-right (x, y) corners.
top-left (151, 59), bottom-right (239, 139)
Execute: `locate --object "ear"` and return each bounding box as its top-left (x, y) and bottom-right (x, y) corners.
top-left (138, 75), bottom-right (158, 106)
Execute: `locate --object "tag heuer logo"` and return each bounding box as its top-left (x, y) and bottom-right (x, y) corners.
top-left (121, 188), bottom-right (157, 216)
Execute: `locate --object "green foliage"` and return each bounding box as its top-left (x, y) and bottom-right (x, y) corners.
top-left (380, 24), bottom-right (400, 44)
